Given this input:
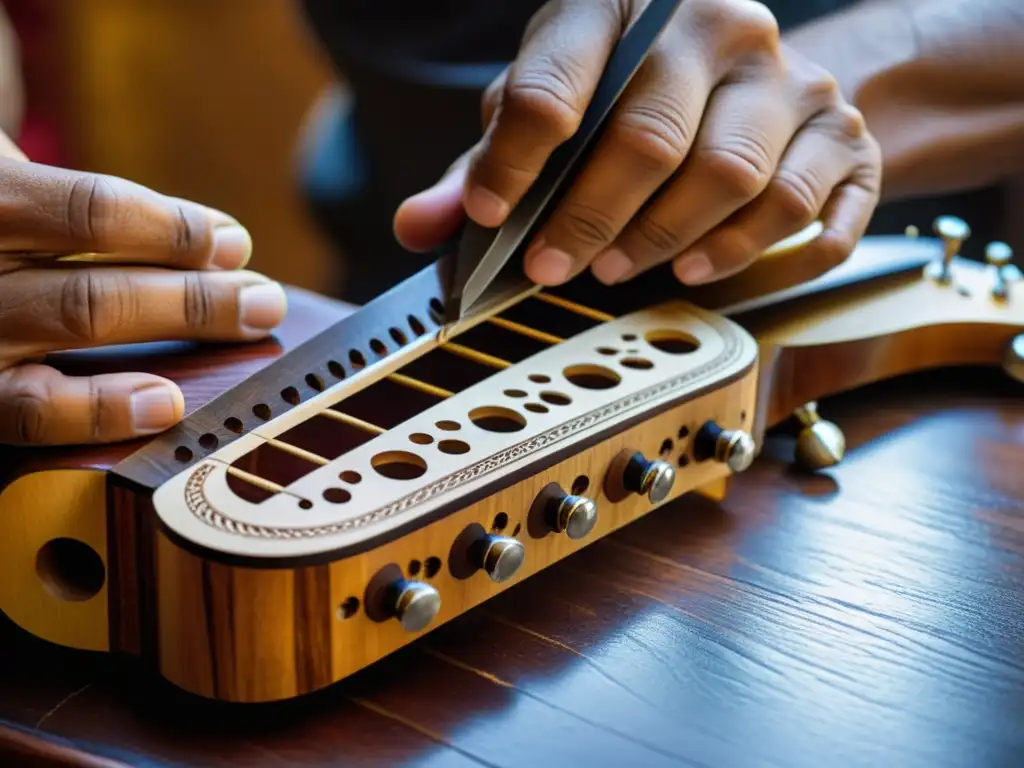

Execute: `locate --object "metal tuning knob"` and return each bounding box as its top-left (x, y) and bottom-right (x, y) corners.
top-left (478, 534), bottom-right (525, 583)
top-left (986, 241), bottom-right (1014, 301)
top-left (1003, 334), bottom-right (1024, 384)
top-left (927, 215), bottom-right (970, 284)
top-left (622, 452), bottom-right (676, 504)
top-left (551, 493), bottom-right (598, 540)
top-left (694, 421), bottom-right (756, 472)
top-left (390, 580), bottom-right (441, 633)
top-left (792, 402), bottom-right (845, 471)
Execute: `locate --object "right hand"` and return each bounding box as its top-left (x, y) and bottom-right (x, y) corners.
top-left (0, 134), bottom-right (288, 447)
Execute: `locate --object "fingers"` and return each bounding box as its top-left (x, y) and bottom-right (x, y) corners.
top-left (461, 0), bottom-right (624, 227)
top-left (393, 151), bottom-right (473, 253)
top-left (0, 267), bottom-right (288, 353)
top-left (671, 106), bottom-right (881, 284)
top-left (0, 157), bottom-right (252, 270)
top-left (0, 363), bottom-right (185, 446)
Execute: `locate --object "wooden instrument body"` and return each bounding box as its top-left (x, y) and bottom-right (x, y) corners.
top-left (2, 230), bottom-right (1022, 704)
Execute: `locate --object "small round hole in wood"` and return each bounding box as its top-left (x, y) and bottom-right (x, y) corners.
top-left (281, 386), bottom-right (300, 405)
top-left (198, 433), bottom-right (218, 451)
top-left (525, 403), bottom-right (548, 414)
top-left (541, 391), bottom-right (571, 406)
top-left (563, 364), bottom-right (621, 390)
top-left (645, 329), bottom-right (700, 354)
top-left (35, 538), bottom-right (105, 602)
top-left (660, 439), bottom-right (674, 457)
top-left (529, 373), bottom-right (551, 384)
top-left (492, 512), bottom-right (509, 531)
top-left (340, 470), bottom-right (362, 484)
top-left (678, 454), bottom-right (690, 468)
top-left (224, 417), bottom-right (243, 434)
top-left (621, 357), bottom-right (654, 370)
top-left (741, 410), bottom-right (747, 423)
top-left (305, 373), bottom-right (324, 392)
top-left (371, 450), bottom-right (428, 480)
top-left (678, 426), bottom-right (690, 439)
top-left (349, 349), bottom-right (366, 369)
top-left (370, 338), bottom-right (387, 357)
top-left (298, 499), bottom-right (314, 510)
top-left (469, 406), bottom-right (527, 433)
top-left (253, 403), bottom-right (271, 420)
top-left (622, 333), bottom-right (638, 341)
top-left (328, 360), bottom-right (345, 379)
top-left (571, 475), bottom-right (590, 495)
top-left (596, 346), bottom-right (618, 356)
top-left (429, 298), bottom-right (444, 324)
top-left (338, 596), bottom-right (360, 620)
top-left (512, 523), bottom-right (522, 537)
top-left (410, 433), bottom-right (434, 445)
top-left (409, 315), bottom-right (426, 335)
top-left (504, 389), bottom-right (527, 398)
top-left (408, 559), bottom-right (422, 576)
top-left (424, 557), bottom-right (442, 578)
top-left (439, 439), bottom-right (470, 455)
top-left (323, 487), bottom-right (352, 504)
top-left (174, 446), bottom-right (193, 462)
top-left (390, 327), bottom-right (408, 346)
top-left (436, 420), bottom-right (461, 431)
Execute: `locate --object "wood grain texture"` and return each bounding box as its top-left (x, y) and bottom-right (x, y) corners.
top-left (1, 366), bottom-right (1021, 766)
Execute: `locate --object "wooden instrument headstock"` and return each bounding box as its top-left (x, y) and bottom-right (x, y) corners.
top-left (1, 217), bottom-right (1020, 704)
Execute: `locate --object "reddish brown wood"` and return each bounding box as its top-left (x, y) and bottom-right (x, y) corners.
top-left (2, 367), bottom-right (1023, 765)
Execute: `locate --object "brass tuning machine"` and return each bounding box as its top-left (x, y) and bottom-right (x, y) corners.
top-left (925, 215), bottom-right (971, 285)
top-left (791, 401), bottom-right (845, 471)
top-left (985, 241), bottom-right (1019, 302)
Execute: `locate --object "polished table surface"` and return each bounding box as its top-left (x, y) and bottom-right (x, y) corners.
top-left (2, 328), bottom-right (1024, 766)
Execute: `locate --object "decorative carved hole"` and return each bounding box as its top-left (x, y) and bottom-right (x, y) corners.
top-left (349, 349), bottom-right (366, 369)
top-left (622, 333), bottom-right (638, 341)
top-left (281, 386), bottom-right (300, 405)
top-left (511, 523), bottom-right (521, 537)
top-left (540, 391), bottom-right (571, 406)
top-left (390, 327), bottom-right (408, 346)
top-left (328, 360), bottom-right (345, 379)
top-left (35, 538), bottom-right (105, 602)
top-left (323, 487), bottom-right (352, 504)
top-left (408, 559), bottom-right (422, 576)
top-left (370, 338), bottom-right (387, 357)
top-left (436, 420), bottom-right (461, 431)
top-left (409, 315), bottom-right (426, 336)
top-left (678, 425), bottom-right (690, 440)
top-left (428, 298), bottom-right (444, 324)
top-left (198, 433), bottom-right (218, 451)
top-left (678, 454), bottom-right (690, 468)
top-left (504, 389), bottom-right (527, 398)
top-left (571, 475), bottom-right (590, 495)
top-left (340, 470), bottom-right (362, 484)
top-left (660, 439), bottom-right (674, 457)
top-left (174, 446), bottom-right (193, 462)
top-left (438, 439), bottom-right (470, 455)
top-left (371, 450), bottom-right (428, 480)
top-left (621, 357), bottom-right (654, 370)
top-left (645, 329), bottom-right (700, 354)
top-left (410, 432), bottom-right (434, 445)
top-left (298, 499), bottom-right (314, 510)
top-left (525, 403), bottom-right (548, 414)
top-left (741, 410), bottom-right (747, 423)
top-left (224, 417), bottom-right (243, 434)
top-left (338, 596), bottom-right (360, 620)
top-left (253, 403), bottom-right (272, 420)
top-left (424, 557), bottom-right (442, 578)
top-left (305, 373), bottom-right (324, 392)
top-left (469, 406), bottom-right (527, 433)
top-left (529, 373), bottom-right (551, 384)
top-left (492, 512), bottom-right (509, 531)
top-left (596, 346), bottom-right (618, 355)
top-left (563, 364), bottom-right (621, 390)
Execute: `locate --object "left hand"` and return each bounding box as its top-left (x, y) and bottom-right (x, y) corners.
top-left (393, 0), bottom-right (882, 288)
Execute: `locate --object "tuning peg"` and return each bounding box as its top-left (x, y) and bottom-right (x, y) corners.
top-left (1003, 334), bottom-right (1024, 383)
top-left (927, 215), bottom-right (971, 284)
top-left (389, 579), bottom-right (441, 633)
top-left (986, 241), bottom-right (1014, 300)
top-left (791, 402), bottom-right (845, 470)
top-left (694, 421), bottom-right (756, 473)
top-left (622, 452), bottom-right (676, 503)
top-left (478, 534), bottom-right (525, 583)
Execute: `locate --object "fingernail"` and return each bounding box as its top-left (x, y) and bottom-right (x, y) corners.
top-left (674, 252), bottom-right (714, 284)
top-left (464, 186), bottom-right (509, 228)
top-left (239, 282), bottom-right (287, 336)
top-left (591, 248), bottom-right (633, 285)
top-left (526, 245), bottom-right (573, 285)
top-left (212, 225), bottom-right (252, 270)
top-left (131, 386), bottom-right (178, 434)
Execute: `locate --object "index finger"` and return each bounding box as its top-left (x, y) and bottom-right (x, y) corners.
top-left (462, 0), bottom-right (625, 227)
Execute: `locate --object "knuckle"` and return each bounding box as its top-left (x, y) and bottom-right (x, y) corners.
top-left (803, 70), bottom-right (841, 107)
top-left (504, 54), bottom-right (588, 142)
top-left (559, 202), bottom-right (619, 247)
top-left (835, 103), bottom-right (867, 140)
top-left (59, 271), bottom-right (135, 343)
top-left (64, 174), bottom-right (118, 244)
top-left (636, 215), bottom-right (684, 253)
top-left (815, 229), bottom-right (855, 267)
top-left (769, 169), bottom-right (822, 227)
top-left (698, 139), bottom-right (773, 200)
top-left (692, 0), bottom-right (780, 53)
top-left (611, 97), bottom-right (693, 173)
top-left (11, 390), bottom-right (48, 445)
top-left (170, 203), bottom-right (198, 257)
top-left (182, 272), bottom-right (217, 330)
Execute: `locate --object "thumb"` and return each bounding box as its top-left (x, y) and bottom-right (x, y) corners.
top-left (393, 151), bottom-right (472, 253)
top-left (0, 364), bottom-right (185, 446)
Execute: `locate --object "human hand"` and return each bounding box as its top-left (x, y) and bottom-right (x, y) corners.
top-left (394, 0), bottom-right (882, 288)
top-left (0, 138), bottom-right (287, 446)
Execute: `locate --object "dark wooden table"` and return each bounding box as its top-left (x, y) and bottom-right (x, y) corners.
top-left (2, 333), bottom-right (1024, 766)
